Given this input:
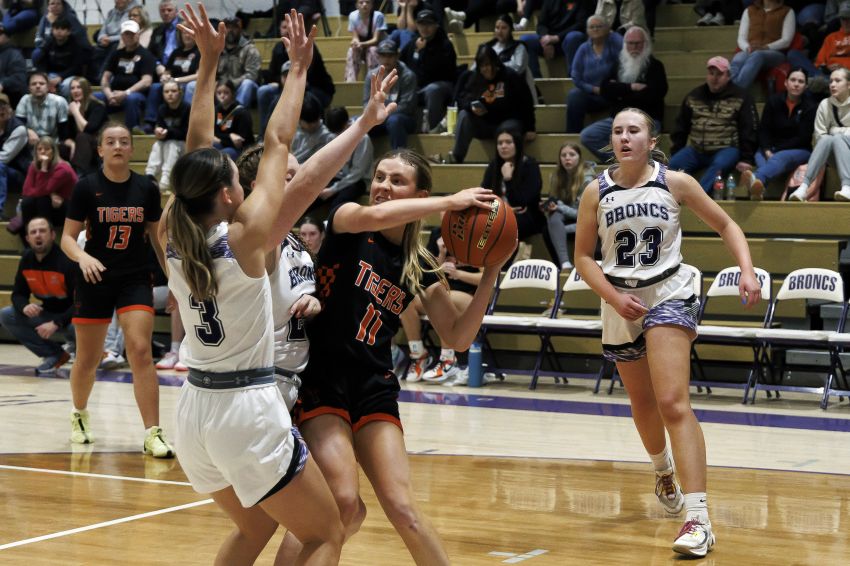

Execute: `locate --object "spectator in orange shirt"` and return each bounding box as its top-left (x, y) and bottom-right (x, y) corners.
top-left (789, 2), bottom-right (850, 90)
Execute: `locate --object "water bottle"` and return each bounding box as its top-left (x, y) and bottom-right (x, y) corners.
top-left (725, 174), bottom-right (736, 200)
top-left (420, 108), bottom-right (430, 134)
top-left (467, 340), bottom-right (483, 387)
top-left (712, 175), bottom-right (724, 201)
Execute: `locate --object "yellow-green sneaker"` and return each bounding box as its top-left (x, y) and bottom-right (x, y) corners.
top-left (70, 409), bottom-right (93, 444)
top-left (143, 426), bottom-right (175, 458)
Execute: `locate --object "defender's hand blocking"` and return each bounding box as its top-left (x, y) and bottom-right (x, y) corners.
top-left (177, 3), bottom-right (225, 58)
top-left (361, 66), bottom-right (399, 129)
top-left (282, 10), bottom-right (316, 73)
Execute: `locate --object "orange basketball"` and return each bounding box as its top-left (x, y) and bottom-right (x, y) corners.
top-left (441, 198), bottom-right (518, 268)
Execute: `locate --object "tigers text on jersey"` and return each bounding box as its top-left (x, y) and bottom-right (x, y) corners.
top-left (270, 233), bottom-right (316, 373)
top-left (66, 170), bottom-right (162, 274)
top-left (596, 161), bottom-right (683, 281)
top-left (308, 204), bottom-right (438, 373)
top-left (167, 223), bottom-right (274, 373)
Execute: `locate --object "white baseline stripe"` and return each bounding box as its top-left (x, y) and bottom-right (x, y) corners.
top-left (0, 464), bottom-right (192, 486)
top-left (0, 499), bottom-right (214, 551)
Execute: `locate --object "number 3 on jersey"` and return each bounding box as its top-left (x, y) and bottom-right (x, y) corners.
top-left (356, 303), bottom-right (382, 345)
top-left (106, 225), bottom-right (131, 249)
top-left (190, 295), bottom-right (225, 346)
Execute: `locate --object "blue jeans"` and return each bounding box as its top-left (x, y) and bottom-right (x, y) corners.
top-left (520, 33), bottom-right (569, 78)
top-left (257, 84), bottom-right (331, 138)
top-left (668, 145), bottom-right (741, 193)
top-left (0, 163), bottom-right (25, 210)
top-left (0, 306), bottom-right (74, 359)
top-left (369, 112), bottom-right (416, 149)
top-left (566, 89), bottom-right (609, 133)
top-left (2, 9), bottom-right (39, 35)
top-left (214, 143), bottom-right (240, 160)
top-left (94, 91), bottom-right (147, 129)
top-left (389, 29), bottom-right (416, 52)
top-left (754, 148), bottom-right (811, 184)
top-left (786, 49), bottom-right (822, 80)
top-left (235, 79), bottom-right (258, 108)
top-left (418, 82), bottom-right (453, 130)
top-left (47, 74), bottom-right (75, 98)
top-left (143, 82), bottom-right (195, 125)
top-left (581, 117), bottom-right (662, 161)
top-left (730, 49), bottom-right (786, 89)
top-left (797, 3), bottom-right (825, 26)
top-left (563, 31), bottom-right (587, 78)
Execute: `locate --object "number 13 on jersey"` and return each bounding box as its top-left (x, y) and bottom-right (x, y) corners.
top-left (106, 225), bottom-right (131, 249)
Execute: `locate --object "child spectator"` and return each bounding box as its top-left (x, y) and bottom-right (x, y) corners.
top-left (212, 79), bottom-right (254, 160)
top-left (544, 143), bottom-right (595, 270)
top-left (144, 79), bottom-right (189, 191)
top-left (344, 0), bottom-right (387, 82)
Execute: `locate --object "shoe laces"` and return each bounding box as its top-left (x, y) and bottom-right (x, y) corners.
top-left (655, 472), bottom-right (677, 500)
top-left (676, 519), bottom-right (704, 539)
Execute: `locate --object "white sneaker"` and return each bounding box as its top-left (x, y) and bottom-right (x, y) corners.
top-left (835, 185), bottom-right (850, 201)
top-left (406, 354), bottom-right (433, 383)
top-left (787, 184), bottom-right (808, 201)
top-left (448, 366), bottom-right (469, 386)
top-left (444, 7), bottom-right (466, 21)
top-left (696, 12), bottom-right (713, 26)
top-left (514, 17), bottom-right (528, 31)
top-left (708, 13), bottom-right (725, 25)
top-left (672, 519), bottom-right (715, 557)
top-left (70, 409), bottom-right (93, 444)
top-left (422, 358), bottom-right (460, 383)
top-left (100, 351), bottom-right (126, 369)
top-left (655, 469), bottom-right (684, 515)
top-left (155, 351), bottom-right (179, 370)
top-left (174, 360), bottom-right (188, 372)
top-left (446, 19), bottom-right (464, 34)
top-left (561, 261), bottom-right (573, 271)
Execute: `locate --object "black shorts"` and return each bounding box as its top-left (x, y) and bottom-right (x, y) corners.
top-left (73, 271), bottom-right (154, 324)
top-left (295, 356), bottom-right (402, 433)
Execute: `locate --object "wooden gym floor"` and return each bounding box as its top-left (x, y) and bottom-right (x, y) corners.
top-left (0, 343), bottom-right (848, 565)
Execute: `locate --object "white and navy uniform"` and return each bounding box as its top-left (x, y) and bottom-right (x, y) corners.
top-left (597, 162), bottom-right (699, 362)
top-left (169, 222), bottom-right (307, 507)
top-left (270, 233), bottom-right (316, 411)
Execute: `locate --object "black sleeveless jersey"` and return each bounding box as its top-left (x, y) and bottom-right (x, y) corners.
top-left (67, 170), bottom-right (162, 275)
top-left (307, 204), bottom-right (438, 373)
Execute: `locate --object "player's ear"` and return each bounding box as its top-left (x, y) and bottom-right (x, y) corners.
top-left (415, 189), bottom-right (429, 199)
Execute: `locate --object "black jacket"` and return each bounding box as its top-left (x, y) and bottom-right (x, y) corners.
top-left (758, 92), bottom-right (818, 153)
top-left (266, 42), bottom-right (335, 103)
top-left (33, 34), bottom-right (88, 79)
top-left (400, 27), bottom-right (458, 86)
top-left (537, 0), bottom-right (595, 41)
top-left (0, 43), bottom-right (27, 102)
top-left (156, 101), bottom-right (191, 141)
top-left (12, 244), bottom-right (77, 328)
top-left (599, 55), bottom-right (668, 121)
top-left (215, 102), bottom-right (254, 149)
top-left (456, 66), bottom-right (536, 133)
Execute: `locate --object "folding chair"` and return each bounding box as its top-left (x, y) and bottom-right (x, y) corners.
top-left (478, 259), bottom-right (560, 386)
top-left (692, 267), bottom-right (772, 403)
top-left (827, 332), bottom-right (850, 405)
top-left (754, 268), bottom-right (847, 408)
top-left (532, 266), bottom-right (604, 390)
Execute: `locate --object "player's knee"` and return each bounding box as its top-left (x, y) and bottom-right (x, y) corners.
top-left (123, 339), bottom-right (152, 364)
top-left (656, 395), bottom-right (691, 425)
top-left (337, 492), bottom-right (366, 532)
top-left (382, 496), bottom-right (421, 534)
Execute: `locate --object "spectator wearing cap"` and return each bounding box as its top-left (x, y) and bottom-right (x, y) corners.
top-left (669, 56), bottom-right (759, 194)
top-left (0, 92), bottom-right (31, 214)
top-left (257, 16), bottom-right (335, 137)
top-left (344, 0), bottom-right (387, 82)
top-left (291, 94), bottom-right (335, 163)
top-left (730, 0), bottom-right (795, 89)
top-left (89, 0), bottom-right (140, 82)
top-left (0, 24), bottom-right (27, 105)
top-left (32, 17), bottom-right (87, 98)
top-left (16, 71), bottom-right (69, 146)
top-left (392, 0), bottom-right (446, 52)
top-left (217, 15), bottom-right (262, 108)
top-left (789, 2), bottom-right (850, 86)
top-left (363, 39), bottom-right (418, 149)
top-left (95, 19), bottom-right (155, 132)
top-left (399, 8), bottom-right (458, 132)
top-left (1, 0), bottom-right (41, 37)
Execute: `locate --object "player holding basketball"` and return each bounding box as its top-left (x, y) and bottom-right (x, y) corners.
top-left (574, 108), bottom-right (761, 557)
top-left (290, 150), bottom-right (515, 563)
top-left (158, 5), bottom-right (344, 563)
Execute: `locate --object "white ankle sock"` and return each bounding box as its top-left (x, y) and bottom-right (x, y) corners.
top-left (684, 492), bottom-right (709, 523)
top-left (170, 341), bottom-right (181, 353)
top-left (439, 348), bottom-right (455, 361)
top-left (842, 185), bottom-right (850, 193)
top-left (649, 446), bottom-right (674, 472)
top-left (796, 182), bottom-right (809, 193)
top-left (409, 340), bottom-right (425, 358)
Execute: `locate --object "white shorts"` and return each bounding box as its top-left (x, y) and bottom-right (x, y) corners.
top-left (175, 381), bottom-right (297, 507)
top-left (601, 268), bottom-right (700, 362)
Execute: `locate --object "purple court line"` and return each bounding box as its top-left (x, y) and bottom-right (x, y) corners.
top-left (2, 364), bottom-right (849, 433)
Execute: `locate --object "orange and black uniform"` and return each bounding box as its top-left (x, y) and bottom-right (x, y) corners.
top-left (12, 245), bottom-right (76, 328)
top-left (66, 170), bottom-right (162, 324)
top-left (298, 204), bottom-right (438, 431)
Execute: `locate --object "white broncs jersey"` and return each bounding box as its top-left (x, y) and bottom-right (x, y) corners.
top-left (168, 223), bottom-right (275, 372)
top-left (597, 161), bottom-right (683, 281)
top-left (270, 233), bottom-right (315, 373)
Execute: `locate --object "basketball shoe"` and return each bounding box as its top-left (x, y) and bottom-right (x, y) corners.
top-left (422, 358), bottom-right (460, 383)
top-left (70, 409), bottom-right (93, 444)
top-left (672, 518), bottom-right (715, 557)
top-left (144, 426), bottom-right (175, 458)
top-left (655, 468), bottom-right (684, 514)
top-left (405, 354), bottom-right (433, 382)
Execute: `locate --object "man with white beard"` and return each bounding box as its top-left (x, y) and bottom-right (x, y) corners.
top-left (579, 26), bottom-right (668, 161)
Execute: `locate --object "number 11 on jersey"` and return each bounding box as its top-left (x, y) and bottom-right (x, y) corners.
top-left (356, 303), bottom-right (383, 345)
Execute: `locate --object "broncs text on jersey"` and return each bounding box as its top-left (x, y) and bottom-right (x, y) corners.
top-left (604, 202), bottom-right (669, 228)
top-left (354, 260), bottom-right (407, 315)
top-left (97, 207), bottom-right (145, 223)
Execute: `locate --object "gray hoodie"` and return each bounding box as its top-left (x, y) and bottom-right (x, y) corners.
top-left (217, 34), bottom-right (261, 88)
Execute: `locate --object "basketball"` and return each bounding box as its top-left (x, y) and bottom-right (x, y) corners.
top-left (441, 198), bottom-right (518, 267)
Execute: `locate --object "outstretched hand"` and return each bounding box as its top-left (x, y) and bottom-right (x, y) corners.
top-left (360, 66), bottom-right (398, 129)
top-left (445, 187), bottom-right (496, 211)
top-left (282, 9), bottom-right (316, 72)
top-left (177, 3), bottom-right (225, 59)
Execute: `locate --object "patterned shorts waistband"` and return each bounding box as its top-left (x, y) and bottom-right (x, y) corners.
top-left (605, 265), bottom-right (680, 289)
top-left (187, 367), bottom-right (276, 389)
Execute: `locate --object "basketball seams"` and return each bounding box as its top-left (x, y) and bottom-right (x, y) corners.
top-left (482, 200), bottom-right (507, 267)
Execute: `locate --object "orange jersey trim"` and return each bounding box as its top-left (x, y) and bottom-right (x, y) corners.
top-left (116, 305), bottom-right (155, 315)
top-left (297, 406), bottom-right (352, 427)
top-left (352, 413), bottom-right (403, 434)
top-left (72, 317), bottom-right (112, 325)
